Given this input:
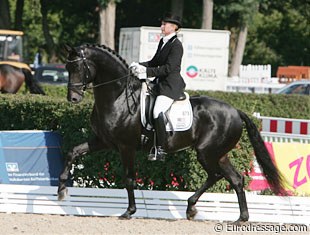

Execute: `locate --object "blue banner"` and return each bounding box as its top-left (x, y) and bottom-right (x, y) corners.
top-left (0, 131), bottom-right (64, 186)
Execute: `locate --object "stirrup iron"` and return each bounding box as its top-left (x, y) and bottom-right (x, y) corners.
top-left (148, 131), bottom-right (157, 161)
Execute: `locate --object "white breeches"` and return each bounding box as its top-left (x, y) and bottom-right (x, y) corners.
top-left (153, 95), bottom-right (174, 118)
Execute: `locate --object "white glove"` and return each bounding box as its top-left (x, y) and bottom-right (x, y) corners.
top-left (130, 62), bottom-right (147, 79)
top-left (134, 64), bottom-right (146, 74)
top-left (146, 77), bottom-right (155, 82)
top-left (129, 62), bottom-right (139, 75)
top-left (129, 62), bottom-right (139, 68)
top-left (138, 73), bottom-right (147, 79)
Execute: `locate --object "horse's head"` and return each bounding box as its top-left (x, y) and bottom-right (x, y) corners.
top-left (64, 44), bottom-right (95, 103)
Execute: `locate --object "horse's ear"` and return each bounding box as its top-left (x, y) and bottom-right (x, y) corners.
top-left (63, 43), bottom-right (74, 53)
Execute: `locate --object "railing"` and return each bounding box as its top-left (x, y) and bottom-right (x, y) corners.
top-left (239, 64), bottom-right (271, 79)
top-left (0, 184), bottom-right (309, 225)
top-left (226, 64), bottom-right (285, 93)
top-left (261, 132), bottom-right (310, 144)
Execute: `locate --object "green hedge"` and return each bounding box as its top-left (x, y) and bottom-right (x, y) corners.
top-left (1, 86), bottom-right (309, 193)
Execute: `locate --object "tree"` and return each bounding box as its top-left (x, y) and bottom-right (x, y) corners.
top-left (14, 0), bottom-right (24, 30)
top-left (171, 0), bottom-right (183, 19)
top-left (0, 0), bottom-right (26, 30)
top-left (98, 0), bottom-right (119, 50)
top-left (229, 24), bottom-right (248, 77)
top-left (40, 0), bottom-right (57, 62)
top-left (0, 0), bottom-right (11, 28)
top-left (5, 0), bottom-right (307, 69)
top-left (201, 0), bottom-right (213, 29)
top-left (217, 0), bottom-right (260, 77)
top-left (241, 0), bottom-right (309, 75)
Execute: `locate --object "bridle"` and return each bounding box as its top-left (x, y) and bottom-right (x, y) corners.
top-left (66, 49), bottom-right (92, 95)
top-left (67, 49), bottom-right (132, 92)
top-left (66, 48), bottom-right (138, 114)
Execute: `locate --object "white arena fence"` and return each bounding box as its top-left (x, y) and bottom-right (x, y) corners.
top-left (260, 132), bottom-right (310, 144)
top-left (0, 184), bottom-right (309, 225)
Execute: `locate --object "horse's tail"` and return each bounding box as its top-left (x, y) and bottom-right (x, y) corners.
top-left (22, 68), bottom-right (46, 95)
top-left (238, 110), bottom-right (287, 195)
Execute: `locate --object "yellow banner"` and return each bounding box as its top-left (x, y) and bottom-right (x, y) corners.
top-left (273, 143), bottom-right (310, 195)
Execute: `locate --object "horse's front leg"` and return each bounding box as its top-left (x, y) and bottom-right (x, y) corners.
top-left (57, 142), bottom-right (90, 200)
top-left (119, 147), bottom-right (137, 219)
top-left (58, 137), bottom-right (103, 200)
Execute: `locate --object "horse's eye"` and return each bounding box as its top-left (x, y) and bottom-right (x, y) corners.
top-left (72, 63), bottom-right (80, 70)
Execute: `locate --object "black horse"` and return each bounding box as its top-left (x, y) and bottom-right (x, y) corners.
top-left (58, 44), bottom-right (286, 223)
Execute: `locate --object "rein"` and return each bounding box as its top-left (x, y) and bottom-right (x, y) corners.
top-left (89, 74), bottom-right (130, 88)
top-left (66, 48), bottom-right (138, 115)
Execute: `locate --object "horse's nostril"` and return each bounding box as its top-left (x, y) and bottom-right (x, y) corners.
top-left (71, 97), bottom-right (79, 103)
top-left (68, 92), bottom-right (82, 103)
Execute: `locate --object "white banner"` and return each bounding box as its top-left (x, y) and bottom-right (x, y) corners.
top-left (119, 27), bottom-right (230, 91)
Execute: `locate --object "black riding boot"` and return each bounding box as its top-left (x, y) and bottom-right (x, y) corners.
top-left (148, 112), bottom-right (167, 161)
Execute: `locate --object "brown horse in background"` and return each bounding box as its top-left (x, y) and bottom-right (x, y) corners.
top-left (0, 64), bottom-right (45, 94)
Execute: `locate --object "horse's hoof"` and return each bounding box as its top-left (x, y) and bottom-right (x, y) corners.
top-left (232, 219), bottom-right (248, 226)
top-left (57, 188), bottom-right (68, 201)
top-left (119, 212), bottom-right (132, 220)
top-left (186, 207), bottom-right (198, 220)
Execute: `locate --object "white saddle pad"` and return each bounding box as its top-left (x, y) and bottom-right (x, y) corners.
top-left (140, 82), bottom-right (193, 131)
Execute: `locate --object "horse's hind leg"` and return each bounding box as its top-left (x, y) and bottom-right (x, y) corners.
top-left (218, 155), bottom-right (249, 223)
top-left (186, 151), bottom-right (223, 220)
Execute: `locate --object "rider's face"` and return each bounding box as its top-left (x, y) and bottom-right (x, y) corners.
top-left (160, 21), bottom-right (178, 36)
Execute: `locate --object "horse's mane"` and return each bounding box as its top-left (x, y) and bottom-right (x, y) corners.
top-left (80, 43), bottom-right (141, 89)
top-left (81, 44), bottom-right (129, 69)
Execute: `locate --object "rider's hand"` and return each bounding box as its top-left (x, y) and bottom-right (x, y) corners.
top-left (129, 62), bottom-right (139, 69)
top-left (130, 62), bottom-right (146, 79)
top-left (135, 64), bottom-right (146, 74)
top-left (129, 62), bottom-right (139, 76)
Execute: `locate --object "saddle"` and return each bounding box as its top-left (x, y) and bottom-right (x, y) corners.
top-left (140, 82), bottom-right (193, 132)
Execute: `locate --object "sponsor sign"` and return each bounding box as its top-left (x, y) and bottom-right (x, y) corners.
top-left (248, 142), bottom-right (310, 195)
top-left (0, 131), bottom-right (64, 186)
top-left (273, 142), bottom-right (310, 195)
top-left (186, 65), bottom-right (198, 78)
